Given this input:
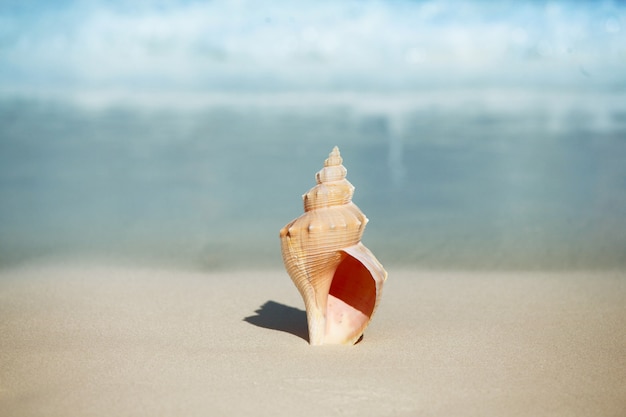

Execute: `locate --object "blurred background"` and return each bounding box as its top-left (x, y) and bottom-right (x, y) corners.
top-left (1, 0), bottom-right (625, 270)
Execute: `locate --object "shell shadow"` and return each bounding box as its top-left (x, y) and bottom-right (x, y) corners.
top-left (244, 301), bottom-right (309, 343)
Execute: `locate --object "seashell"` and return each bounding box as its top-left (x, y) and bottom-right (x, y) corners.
top-left (279, 146), bottom-right (387, 345)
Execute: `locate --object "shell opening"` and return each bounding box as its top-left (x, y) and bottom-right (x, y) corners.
top-left (324, 252), bottom-right (376, 344)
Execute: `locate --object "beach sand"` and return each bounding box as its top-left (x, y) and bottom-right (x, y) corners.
top-left (1, 263), bottom-right (624, 416)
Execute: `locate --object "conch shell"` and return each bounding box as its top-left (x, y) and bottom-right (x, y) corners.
top-left (279, 147), bottom-right (387, 345)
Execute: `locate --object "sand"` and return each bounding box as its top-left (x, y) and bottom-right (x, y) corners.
top-left (1, 263), bottom-right (625, 417)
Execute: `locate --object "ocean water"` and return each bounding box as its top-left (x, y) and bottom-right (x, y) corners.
top-left (1, 90), bottom-right (625, 270)
top-left (0, 1), bottom-right (625, 269)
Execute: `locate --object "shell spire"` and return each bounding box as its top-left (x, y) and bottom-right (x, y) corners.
top-left (280, 146), bottom-right (387, 345)
top-left (304, 147), bottom-right (354, 212)
top-left (317, 146), bottom-right (346, 182)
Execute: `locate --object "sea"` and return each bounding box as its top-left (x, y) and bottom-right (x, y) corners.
top-left (1, 0), bottom-right (625, 270)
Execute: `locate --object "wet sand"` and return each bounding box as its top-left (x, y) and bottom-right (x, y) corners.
top-left (1, 263), bottom-right (624, 416)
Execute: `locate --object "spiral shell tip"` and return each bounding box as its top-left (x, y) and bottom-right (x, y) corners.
top-left (325, 146), bottom-right (342, 167)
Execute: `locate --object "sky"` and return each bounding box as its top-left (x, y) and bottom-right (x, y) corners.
top-left (0, 0), bottom-right (625, 94)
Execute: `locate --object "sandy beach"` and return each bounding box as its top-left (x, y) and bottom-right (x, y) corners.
top-left (0, 263), bottom-right (624, 416)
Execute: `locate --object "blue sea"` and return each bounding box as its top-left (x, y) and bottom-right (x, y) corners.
top-left (1, 0), bottom-right (625, 269)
